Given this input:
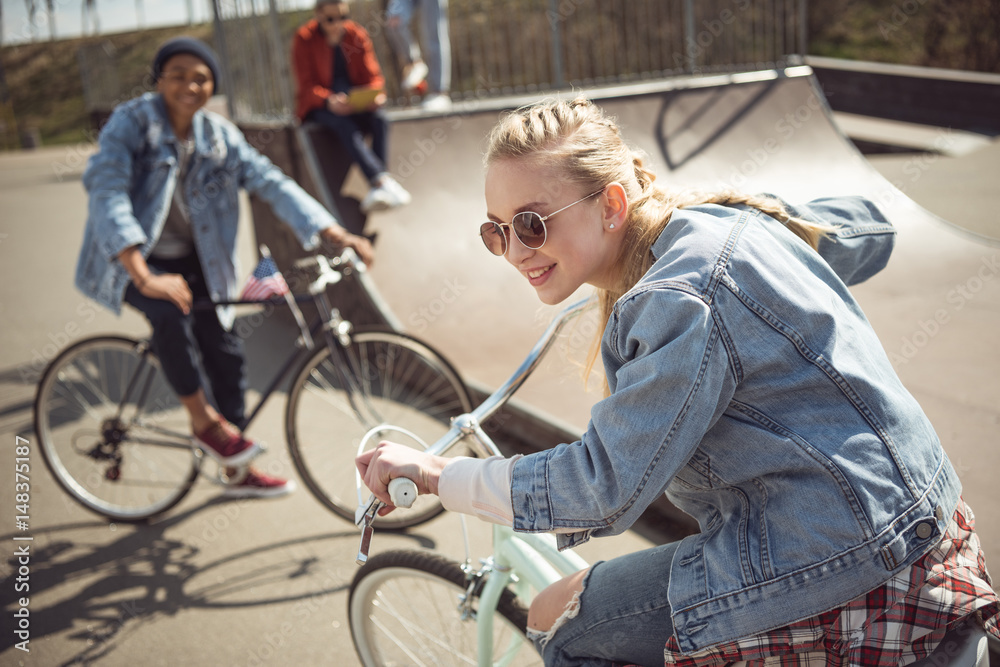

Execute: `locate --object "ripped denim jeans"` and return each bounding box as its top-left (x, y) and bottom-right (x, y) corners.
top-left (528, 541), bottom-right (680, 667)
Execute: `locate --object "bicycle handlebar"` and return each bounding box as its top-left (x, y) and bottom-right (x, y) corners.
top-left (387, 478), bottom-right (418, 509)
top-left (354, 297), bottom-right (594, 564)
top-left (190, 247), bottom-right (363, 309)
top-left (293, 246), bottom-right (364, 295)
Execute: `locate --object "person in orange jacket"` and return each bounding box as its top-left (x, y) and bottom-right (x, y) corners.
top-left (293, 0), bottom-right (411, 214)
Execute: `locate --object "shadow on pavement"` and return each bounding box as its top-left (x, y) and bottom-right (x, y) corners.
top-left (0, 495), bottom-right (434, 664)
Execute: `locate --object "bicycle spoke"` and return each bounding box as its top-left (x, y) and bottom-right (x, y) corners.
top-left (371, 587), bottom-right (477, 665)
top-left (350, 554), bottom-right (534, 667)
top-left (53, 362), bottom-right (111, 423)
top-left (94, 347), bottom-right (124, 409)
top-left (368, 616), bottom-right (437, 667)
top-left (377, 349), bottom-right (467, 420)
top-left (303, 364), bottom-right (380, 429)
top-left (36, 337), bottom-right (198, 521)
top-left (343, 342), bottom-right (388, 426)
top-left (288, 331), bottom-right (472, 527)
top-left (377, 584), bottom-right (473, 659)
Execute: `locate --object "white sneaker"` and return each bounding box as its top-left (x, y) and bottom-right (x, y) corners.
top-left (382, 176), bottom-right (412, 207)
top-left (360, 177), bottom-right (411, 214)
top-left (402, 61), bottom-right (429, 91)
top-left (360, 185), bottom-right (393, 214)
top-left (421, 93), bottom-right (452, 112)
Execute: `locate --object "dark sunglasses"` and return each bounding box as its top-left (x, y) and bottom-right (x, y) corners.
top-left (321, 14), bottom-right (346, 23)
top-left (479, 189), bottom-right (604, 256)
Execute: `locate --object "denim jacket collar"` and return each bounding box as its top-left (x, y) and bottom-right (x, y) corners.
top-left (149, 93), bottom-right (222, 163)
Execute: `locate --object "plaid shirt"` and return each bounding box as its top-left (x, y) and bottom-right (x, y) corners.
top-left (661, 498), bottom-right (999, 666)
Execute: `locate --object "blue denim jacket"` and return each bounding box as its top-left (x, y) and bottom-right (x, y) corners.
top-left (510, 197), bottom-right (961, 653)
top-left (75, 93), bottom-right (336, 325)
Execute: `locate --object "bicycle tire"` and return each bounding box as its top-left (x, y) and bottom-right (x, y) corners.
top-left (286, 329), bottom-right (473, 529)
top-left (349, 549), bottom-right (539, 667)
top-left (33, 336), bottom-right (200, 521)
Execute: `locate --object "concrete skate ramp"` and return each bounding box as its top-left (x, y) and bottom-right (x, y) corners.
top-left (358, 65), bottom-right (999, 449)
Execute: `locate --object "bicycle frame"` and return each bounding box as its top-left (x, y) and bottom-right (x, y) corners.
top-left (189, 250), bottom-right (363, 431)
top-left (446, 296), bottom-right (596, 665)
top-left (98, 250), bottom-right (366, 457)
top-left (357, 295), bottom-right (595, 666)
top-left (475, 525), bottom-right (588, 665)
top-left (422, 295), bottom-right (594, 461)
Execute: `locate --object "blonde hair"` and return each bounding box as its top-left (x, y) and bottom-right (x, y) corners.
top-left (484, 97), bottom-right (832, 383)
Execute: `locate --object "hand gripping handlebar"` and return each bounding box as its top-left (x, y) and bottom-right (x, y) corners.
top-left (355, 478), bottom-right (418, 565)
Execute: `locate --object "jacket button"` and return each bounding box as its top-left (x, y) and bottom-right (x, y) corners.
top-left (915, 521), bottom-right (933, 539)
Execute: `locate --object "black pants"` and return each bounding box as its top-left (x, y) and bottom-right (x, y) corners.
top-left (306, 107), bottom-right (389, 184)
top-left (123, 253), bottom-right (247, 427)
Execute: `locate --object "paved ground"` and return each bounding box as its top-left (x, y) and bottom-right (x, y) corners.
top-left (0, 68), bottom-right (997, 665)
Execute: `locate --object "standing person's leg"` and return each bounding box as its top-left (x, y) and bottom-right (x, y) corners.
top-left (419, 0), bottom-right (450, 95)
top-left (385, 0), bottom-right (421, 71)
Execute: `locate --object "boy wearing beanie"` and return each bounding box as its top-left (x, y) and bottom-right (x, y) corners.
top-left (75, 37), bottom-right (374, 497)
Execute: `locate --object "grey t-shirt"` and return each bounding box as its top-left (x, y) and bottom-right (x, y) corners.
top-left (149, 138), bottom-right (195, 260)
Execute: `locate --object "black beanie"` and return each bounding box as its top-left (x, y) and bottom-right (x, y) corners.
top-left (152, 37), bottom-right (221, 92)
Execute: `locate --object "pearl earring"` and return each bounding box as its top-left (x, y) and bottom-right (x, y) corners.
top-left (609, 224), bottom-right (616, 229)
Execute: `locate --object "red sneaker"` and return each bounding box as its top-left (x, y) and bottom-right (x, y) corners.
top-left (194, 420), bottom-right (262, 467)
top-left (223, 468), bottom-right (296, 499)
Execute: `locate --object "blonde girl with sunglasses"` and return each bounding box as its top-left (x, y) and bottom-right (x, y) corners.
top-left (359, 97), bottom-right (999, 666)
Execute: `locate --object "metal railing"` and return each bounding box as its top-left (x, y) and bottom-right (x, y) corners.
top-left (211, 0), bottom-right (807, 123)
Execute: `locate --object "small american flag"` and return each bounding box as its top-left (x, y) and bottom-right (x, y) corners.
top-left (239, 255), bottom-right (289, 301)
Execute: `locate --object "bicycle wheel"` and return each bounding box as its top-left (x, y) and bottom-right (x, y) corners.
top-left (349, 549), bottom-right (539, 667)
top-left (34, 336), bottom-right (199, 521)
top-left (286, 329), bottom-right (473, 529)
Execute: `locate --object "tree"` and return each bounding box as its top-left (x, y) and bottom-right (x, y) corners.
top-left (82, 0), bottom-right (100, 35)
top-left (45, 0), bottom-right (55, 40)
top-left (23, 0), bottom-right (36, 41)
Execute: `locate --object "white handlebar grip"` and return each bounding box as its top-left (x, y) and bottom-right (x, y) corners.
top-left (388, 478), bottom-right (418, 508)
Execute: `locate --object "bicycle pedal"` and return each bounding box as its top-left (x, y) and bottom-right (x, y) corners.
top-left (217, 465), bottom-right (250, 486)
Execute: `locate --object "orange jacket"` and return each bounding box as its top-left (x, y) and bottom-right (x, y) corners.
top-left (292, 19), bottom-right (385, 121)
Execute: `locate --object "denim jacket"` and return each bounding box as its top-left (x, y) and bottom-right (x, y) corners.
top-left (75, 93), bottom-right (336, 326)
top-left (510, 196), bottom-right (961, 653)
